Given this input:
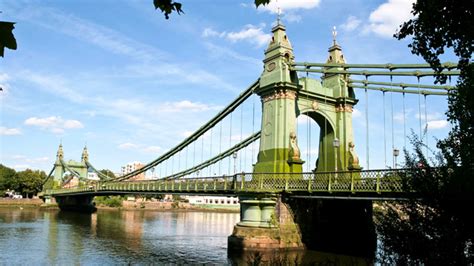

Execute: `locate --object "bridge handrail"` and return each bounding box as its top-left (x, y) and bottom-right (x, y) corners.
top-left (43, 169), bottom-right (413, 197)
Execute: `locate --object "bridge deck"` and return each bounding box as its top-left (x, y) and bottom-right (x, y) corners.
top-left (43, 169), bottom-right (409, 198)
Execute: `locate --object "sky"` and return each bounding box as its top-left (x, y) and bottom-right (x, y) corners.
top-left (0, 0), bottom-right (456, 176)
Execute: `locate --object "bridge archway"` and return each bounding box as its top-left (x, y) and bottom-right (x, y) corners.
top-left (297, 110), bottom-right (336, 173)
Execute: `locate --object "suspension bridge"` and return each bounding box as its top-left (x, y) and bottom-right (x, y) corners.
top-left (39, 22), bottom-right (459, 252)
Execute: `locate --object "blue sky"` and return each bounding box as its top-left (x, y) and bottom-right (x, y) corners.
top-left (0, 0), bottom-right (455, 175)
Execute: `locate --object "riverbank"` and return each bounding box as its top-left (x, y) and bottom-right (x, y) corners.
top-left (101, 200), bottom-right (239, 213)
top-left (0, 198), bottom-right (239, 212)
top-left (0, 198), bottom-right (44, 207)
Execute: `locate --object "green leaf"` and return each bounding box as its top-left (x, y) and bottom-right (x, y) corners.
top-left (254, 0), bottom-right (271, 8)
top-left (0, 21), bottom-right (17, 57)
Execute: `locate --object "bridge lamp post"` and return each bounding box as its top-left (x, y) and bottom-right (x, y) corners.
top-left (333, 138), bottom-right (340, 181)
top-left (393, 148), bottom-right (400, 169)
top-left (232, 152), bottom-right (237, 175)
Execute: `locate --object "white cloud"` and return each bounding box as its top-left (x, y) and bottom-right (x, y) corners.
top-left (366, 0), bottom-right (415, 38)
top-left (24, 116), bottom-right (84, 134)
top-left (0, 127), bottom-right (22, 136)
top-left (118, 143), bottom-right (162, 154)
top-left (16, 6), bottom-right (163, 62)
top-left (284, 13), bottom-right (302, 23)
top-left (352, 108), bottom-right (362, 118)
top-left (0, 73), bottom-right (11, 99)
top-left (0, 73), bottom-right (9, 83)
top-left (11, 155), bottom-right (49, 164)
top-left (415, 112), bottom-right (443, 121)
top-left (202, 28), bottom-right (221, 38)
top-left (158, 100), bottom-right (220, 113)
top-left (427, 120), bottom-right (448, 130)
top-left (227, 25), bottom-right (272, 47)
top-left (181, 131), bottom-right (194, 138)
top-left (340, 16), bottom-right (362, 32)
top-left (142, 146), bottom-right (162, 154)
top-left (259, 0), bottom-right (321, 13)
top-left (118, 143), bottom-right (139, 150)
top-left (202, 24), bottom-right (271, 48)
top-left (13, 164), bottom-right (31, 170)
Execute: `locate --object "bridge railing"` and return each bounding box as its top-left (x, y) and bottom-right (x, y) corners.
top-left (43, 168), bottom-right (408, 196)
top-left (235, 169), bottom-right (406, 193)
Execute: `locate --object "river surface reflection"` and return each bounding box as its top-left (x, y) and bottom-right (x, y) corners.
top-left (0, 208), bottom-right (372, 265)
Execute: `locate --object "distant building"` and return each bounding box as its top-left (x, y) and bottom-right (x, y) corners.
top-left (121, 161), bottom-right (145, 180)
top-left (184, 195), bottom-right (239, 208)
top-left (87, 172), bottom-right (100, 181)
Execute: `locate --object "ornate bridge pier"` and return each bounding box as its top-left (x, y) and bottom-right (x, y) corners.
top-left (229, 22), bottom-right (371, 254)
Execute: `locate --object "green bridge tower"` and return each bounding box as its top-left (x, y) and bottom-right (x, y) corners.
top-left (229, 22), bottom-right (365, 252)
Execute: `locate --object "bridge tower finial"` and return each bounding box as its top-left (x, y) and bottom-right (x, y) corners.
top-left (81, 145), bottom-right (89, 162)
top-left (56, 142), bottom-right (64, 161)
top-left (327, 26), bottom-right (345, 65)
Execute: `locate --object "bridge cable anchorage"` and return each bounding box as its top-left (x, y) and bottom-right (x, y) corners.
top-left (106, 81), bottom-right (259, 182)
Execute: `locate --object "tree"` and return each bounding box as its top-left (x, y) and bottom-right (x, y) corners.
top-left (0, 11), bottom-right (17, 57)
top-left (152, 0), bottom-right (271, 19)
top-left (0, 164), bottom-right (16, 192)
top-left (99, 169), bottom-right (116, 180)
top-left (376, 0), bottom-right (474, 263)
top-left (15, 169), bottom-right (46, 198)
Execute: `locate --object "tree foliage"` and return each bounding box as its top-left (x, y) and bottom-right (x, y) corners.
top-left (395, 0), bottom-right (473, 81)
top-left (0, 164), bottom-right (46, 197)
top-left (14, 169), bottom-right (46, 197)
top-left (152, 0), bottom-right (271, 19)
top-left (0, 11), bottom-right (17, 57)
top-left (99, 169), bottom-right (116, 180)
top-left (376, 139), bottom-right (473, 264)
top-left (0, 164), bottom-right (16, 191)
top-left (377, 0), bottom-right (474, 263)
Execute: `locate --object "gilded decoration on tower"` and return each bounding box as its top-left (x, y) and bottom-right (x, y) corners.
top-left (262, 89), bottom-right (296, 103)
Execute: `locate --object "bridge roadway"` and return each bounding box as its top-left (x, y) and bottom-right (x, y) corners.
top-left (42, 169), bottom-right (407, 199)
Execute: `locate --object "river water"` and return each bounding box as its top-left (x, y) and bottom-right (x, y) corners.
top-left (0, 208), bottom-right (373, 265)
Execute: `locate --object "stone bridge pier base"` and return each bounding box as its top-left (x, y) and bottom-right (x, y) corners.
top-left (228, 196), bottom-right (376, 257)
top-left (55, 195), bottom-right (97, 213)
top-left (228, 195), bottom-right (305, 251)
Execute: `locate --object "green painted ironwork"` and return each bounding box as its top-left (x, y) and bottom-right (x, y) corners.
top-left (350, 84), bottom-right (449, 96)
top-left (43, 169), bottom-right (408, 197)
top-left (165, 132), bottom-right (261, 179)
top-left (293, 62), bottom-right (458, 70)
top-left (113, 80), bottom-right (260, 181)
top-left (291, 67), bottom-right (461, 77)
top-left (348, 79), bottom-right (456, 91)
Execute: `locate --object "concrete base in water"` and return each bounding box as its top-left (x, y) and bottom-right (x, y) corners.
top-left (55, 195), bottom-right (97, 213)
top-left (228, 196), bottom-right (305, 251)
top-left (228, 196), bottom-right (376, 257)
